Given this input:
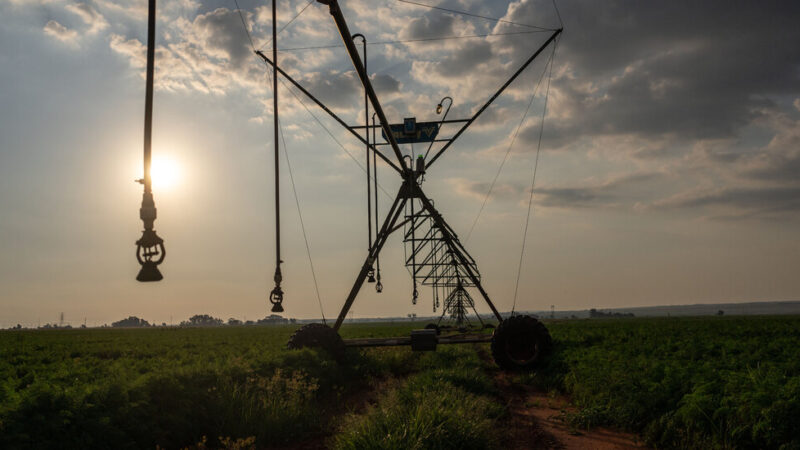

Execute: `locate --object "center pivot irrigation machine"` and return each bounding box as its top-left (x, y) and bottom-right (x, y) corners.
top-left (133, 0), bottom-right (562, 370)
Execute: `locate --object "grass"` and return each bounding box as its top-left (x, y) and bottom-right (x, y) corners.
top-left (332, 345), bottom-right (503, 450)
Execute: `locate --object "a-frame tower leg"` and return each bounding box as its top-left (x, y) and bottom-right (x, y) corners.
top-left (332, 180), bottom-right (504, 331)
top-left (333, 187), bottom-right (408, 331)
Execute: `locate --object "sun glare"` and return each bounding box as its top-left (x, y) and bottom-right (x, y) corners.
top-left (150, 155), bottom-right (182, 191)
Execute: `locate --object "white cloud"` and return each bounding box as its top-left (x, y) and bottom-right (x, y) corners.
top-left (54, 0), bottom-right (800, 226)
top-left (6, 0), bottom-right (58, 5)
top-left (66, 3), bottom-right (108, 34)
top-left (191, 8), bottom-right (253, 69)
top-left (108, 7), bottom-right (269, 96)
top-left (109, 33), bottom-right (145, 68)
top-left (448, 177), bottom-right (523, 203)
top-left (93, 0), bottom-right (147, 20)
top-left (43, 20), bottom-right (78, 45)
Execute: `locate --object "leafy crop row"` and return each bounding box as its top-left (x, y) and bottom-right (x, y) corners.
top-left (523, 316), bottom-right (800, 449)
top-left (5, 317), bottom-right (799, 449)
top-left (0, 325), bottom-right (419, 448)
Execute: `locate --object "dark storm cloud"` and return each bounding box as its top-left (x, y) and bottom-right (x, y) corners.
top-left (745, 156), bottom-right (800, 183)
top-left (193, 8), bottom-right (253, 70)
top-left (301, 71), bottom-right (401, 110)
top-left (453, 172), bottom-right (663, 209)
top-left (655, 186), bottom-right (800, 220)
top-left (535, 186), bottom-right (607, 208)
top-left (534, 172), bottom-right (662, 209)
top-left (533, 172), bottom-right (800, 219)
top-left (301, 70), bottom-right (362, 109)
top-left (371, 73), bottom-right (401, 95)
top-left (434, 40), bottom-right (494, 77)
top-left (401, 12), bottom-right (456, 40)
top-left (500, 0), bottom-right (800, 145)
top-left (738, 114), bottom-right (800, 184)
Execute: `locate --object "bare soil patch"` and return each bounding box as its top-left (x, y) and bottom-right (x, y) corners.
top-left (493, 370), bottom-right (646, 450)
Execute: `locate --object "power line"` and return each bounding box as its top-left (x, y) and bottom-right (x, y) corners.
top-left (395, 0), bottom-right (556, 31)
top-left (276, 75), bottom-right (394, 201)
top-left (235, 2), bottom-right (393, 198)
top-left (511, 40), bottom-right (558, 314)
top-left (465, 46), bottom-right (554, 242)
top-left (232, 0), bottom-right (256, 51)
top-left (240, 0), bottom-right (325, 320)
top-left (282, 140), bottom-right (326, 324)
top-left (258, 0), bottom-right (315, 51)
top-left (277, 30), bottom-right (548, 52)
top-left (272, 90), bottom-right (326, 323)
top-left (233, 0), bottom-right (389, 198)
top-left (552, 0), bottom-right (564, 29)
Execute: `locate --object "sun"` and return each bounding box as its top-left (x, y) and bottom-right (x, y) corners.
top-left (150, 155), bottom-right (182, 191)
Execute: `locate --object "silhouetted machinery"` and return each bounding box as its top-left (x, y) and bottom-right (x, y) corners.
top-left (134, 0), bottom-right (562, 370)
top-left (134, 0), bottom-right (165, 283)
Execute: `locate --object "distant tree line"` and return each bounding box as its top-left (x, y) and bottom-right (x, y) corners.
top-left (38, 323), bottom-right (73, 329)
top-left (112, 316), bottom-right (152, 327)
top-left (180, 314), bottom-right (222, 327)
top-left (101, 314), bottom-right (297, 328)
top-left (2, 314), bottom-right (298, 330)
top-left (589, 308), bottom-right (635, 318)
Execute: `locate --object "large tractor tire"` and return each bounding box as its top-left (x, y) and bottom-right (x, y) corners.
top-left (491, 315), bottom-right (552, 370)
top-left (287, 323), bottom-right (345, 360)
top-left (425, 323), bottom-right (441, 335)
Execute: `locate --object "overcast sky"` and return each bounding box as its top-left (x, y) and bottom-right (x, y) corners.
top-left (1, 0), bottom-right (799, 327)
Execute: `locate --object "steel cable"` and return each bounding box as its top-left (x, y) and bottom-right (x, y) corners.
top-left (235, 0), bottom-right (327, 320)
top-left (464, 47), bottom-right (554, 243)
top-left (511, 41), bottom-right (557, 314)
top-left (277, 30), bottom-right (549, 52)
top-left (394, 0), bottom-right (556, 31)
top-left (258, 0), bottom-right (315, 51)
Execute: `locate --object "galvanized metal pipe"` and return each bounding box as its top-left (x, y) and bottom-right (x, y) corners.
top-left (318, 0), bottom-right (408, 173)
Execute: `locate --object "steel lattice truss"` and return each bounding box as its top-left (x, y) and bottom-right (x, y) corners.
top-left (442, 285), bottom-right (475, 325)
top-left (403, 199), bottom-right (480, 289)
top-left (255, 0), bottom-right (561, 331)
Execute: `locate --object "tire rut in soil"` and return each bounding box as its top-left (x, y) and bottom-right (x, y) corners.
top-left (476, 346), bottom-right (562, 449)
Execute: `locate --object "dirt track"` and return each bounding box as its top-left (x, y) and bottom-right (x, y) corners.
top-left (284, 348), bottom-right (647, 450)
top-left (493, 370), bottom-right (646, 450)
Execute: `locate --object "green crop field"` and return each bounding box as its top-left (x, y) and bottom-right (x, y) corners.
top-left (2, 316), bottom-right (800, 449)
top-left (528, 316), bottom-right (800, 449)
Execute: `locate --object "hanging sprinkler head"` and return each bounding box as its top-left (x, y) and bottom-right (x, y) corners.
top-left (270, 265), bottom-right (284, 313)
top-left (436, 103), bottom-right (443, 114)
top-left (136, 191), bottom-right (165, 282)
top-left (367, 267), bottom-right (376, 283)
top-left (270, 288), bottom-right (284, 313)
top-left (135, 0), bottom-right (165, 282)
top-left (268, 0), bottom-right (285, 315)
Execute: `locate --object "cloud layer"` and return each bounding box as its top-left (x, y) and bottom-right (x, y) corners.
top-left (30, 0), bottom-right (800, 222)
